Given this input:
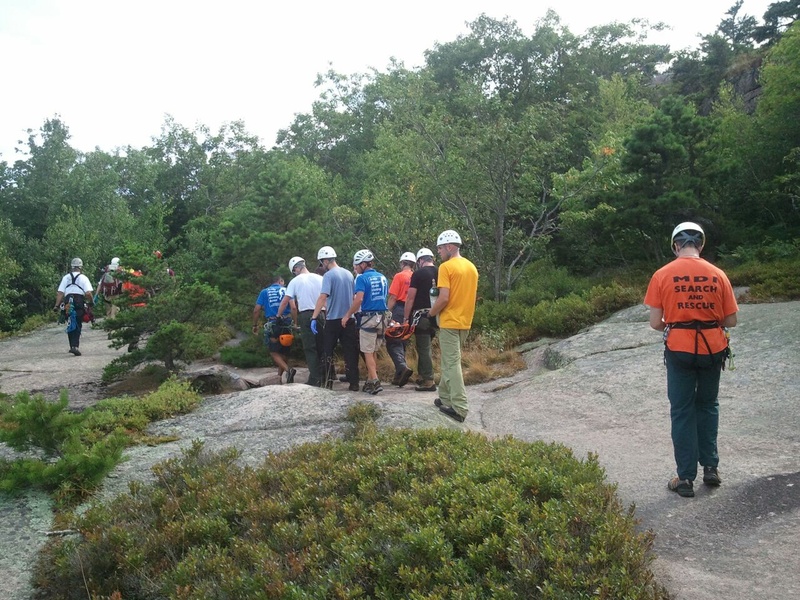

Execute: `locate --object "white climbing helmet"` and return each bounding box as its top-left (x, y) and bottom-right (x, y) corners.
top-left (317, 246), bottom-right (337, 260)
top-left (671, 222), bottom-right (705, 249)
top-left (353, 249), bottom-right (375, 265)
top-left (288, 256), bottom-right (305, 272)
top-left (400, 252), bottom-right (416, 264)
top-left (416, 247), bottom-right (434, 260)
top-left (70, 257), bottom-right (83, 268)
top-left (436, 230), bottom-right (462, 246)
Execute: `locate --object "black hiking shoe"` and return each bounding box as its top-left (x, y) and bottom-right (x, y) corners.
top-left (348, 382), bottom-right (360, 392)
top-left (703, 466), bottom-right (722, 486)
top-left (434, 397), bottom-right (443, 407)
top-left (397, 368), bottom-right (414, 387)
top-left (286, 368), bottom-right (297, 384)
top-left (69, 347), bottom-right (81, 356)
top-left (668, 477), bottom-right (695, 497)
top-left (438, 405), bottom-right (465, 423)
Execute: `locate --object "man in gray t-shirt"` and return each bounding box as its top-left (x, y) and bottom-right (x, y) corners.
top-left (311, 246), bottom-right (360, 390)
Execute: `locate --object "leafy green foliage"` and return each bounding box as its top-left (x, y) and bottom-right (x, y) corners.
top-left (0, 390), bottom-right (83, 456)
top-left (36, 431), bottom-right (667, 599)
top-left (102, 281), bottom-right (231, 379)
top-left (723, 240), bottom-right (800, 300)
top-left (1, 9), bottom-right (798, 340)
top-left (474, 261), bottom-right (642, 342)
top-left (0, 379), bottom-right (201, 503)
top-left (219, 333), bottom-right (270, 368)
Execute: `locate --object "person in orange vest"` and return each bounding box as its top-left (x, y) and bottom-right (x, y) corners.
top-left (386, 251), bottom-right (416, 387)
top-left (644, 222), bottom-right (739, 498)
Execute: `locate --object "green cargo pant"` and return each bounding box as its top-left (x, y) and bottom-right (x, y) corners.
top-left (438, 328), bottom-right (470, 417)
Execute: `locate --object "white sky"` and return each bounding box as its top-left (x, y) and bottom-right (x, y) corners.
top-left (0, 0), bottom-right (774, 162)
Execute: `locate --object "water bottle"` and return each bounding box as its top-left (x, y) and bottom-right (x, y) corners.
top-left (429, 278), bottom-right (439, 325)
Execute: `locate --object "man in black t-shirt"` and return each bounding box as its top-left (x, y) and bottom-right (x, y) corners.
top-left (404, 248), bottom-right (438, 391)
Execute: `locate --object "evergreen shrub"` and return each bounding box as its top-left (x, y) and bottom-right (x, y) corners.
top-left (36, 430), bottom-right (667, 599)
top-left (0, 379), bottom-right (201, 502)
top-left (725, 256), bottom-right (800, 301)
top-left (219, 334), bottom-right (270, 368)
top-left (475, 282), bottom-right (641, 342)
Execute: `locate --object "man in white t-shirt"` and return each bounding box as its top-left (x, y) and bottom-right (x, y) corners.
top-left (278, 256), bottom-right (324, 386)
top-left (54, 257), bottom-right (94, 356)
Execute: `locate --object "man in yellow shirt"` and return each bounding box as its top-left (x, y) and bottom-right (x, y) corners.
top-left (428, 230), bottom-right (479, 422)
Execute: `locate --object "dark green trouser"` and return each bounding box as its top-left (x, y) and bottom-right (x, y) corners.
top-left (298, 311), bottom-right (323, 386)
top-left (665, 349), bottom-right (725, 481)
top-left (414, 332), bottom-right (434, 381)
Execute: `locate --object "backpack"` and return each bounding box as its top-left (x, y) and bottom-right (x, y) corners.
top-left (100, 266), bottom-right (121, 296)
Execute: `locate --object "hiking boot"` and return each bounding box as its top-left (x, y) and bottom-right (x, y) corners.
top-left (667, 477), bottom-right (695, 498)
top-left (363, 379), bottom-right (382, 395)
top-left (703, 466), bottom-right (722, 486)
top-left (339, 375), bottom-right (348, 383)
top-left (415, 380), bottom-right (437, 392)
top-left (69, 347), bottom-right (82, 356)
top-left (397, 368), bottom-right (414, 387)
top-left (433, 397), bottom-right (442, 407)
top-left (438, 405), bottom-right (465, 423)
top-left (348, 382), bottom-right (360, 392)
top-left (286, 368), bottom-right (297, 384)
top-left (391, 372), bottom-right (402, 386)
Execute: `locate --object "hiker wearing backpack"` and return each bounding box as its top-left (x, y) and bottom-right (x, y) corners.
top-left (54, 258), bottom-right (94, 356)
top-left (97, 257), bottom-right (123, 318)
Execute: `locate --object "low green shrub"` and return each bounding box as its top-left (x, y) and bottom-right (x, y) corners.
top-left (36, 431), bottom-right (667, 599)
top-left (508, 258), bottom-right (589, 306)
top-left (475, 281), bottom-right (642, 343)
top-left (725, 256), bottom-right (800, 301)
top-left (0, 379), bottom-right (201, 503)
top-left (219, 334), bottom-right (270, 368)
top-left (526, 293), bottom-right (597, 337)
top-left (17, 312), bottom-right (56, 334)
top-left (83, 378), bottom-right (202, 444)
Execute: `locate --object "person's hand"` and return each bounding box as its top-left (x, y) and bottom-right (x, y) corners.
top-left (53, 305), bottom-right (59, 312)
top-left (252, 324), bottom-right (259, 334)
top-left (341, 316), bottom-right (349, 327)
top-left (310, 318), bottom-right (318, 335)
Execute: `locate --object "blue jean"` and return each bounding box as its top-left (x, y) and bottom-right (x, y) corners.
top-left (665, 349), bottom-right (725, 481)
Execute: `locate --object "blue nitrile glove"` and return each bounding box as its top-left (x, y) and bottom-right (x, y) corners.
top-left (310, 318), bottom-right (318, 335)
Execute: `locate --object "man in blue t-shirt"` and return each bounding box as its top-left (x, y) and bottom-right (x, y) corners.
top-left (311, 246), bottom-right (360, 391)
top-left (343, 249), bottom-right (388, 395)
top-left (252, 275), bottom-right (295, 383)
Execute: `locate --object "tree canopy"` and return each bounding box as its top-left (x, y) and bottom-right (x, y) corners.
top-left (1, 5), bottom-right (798, 334)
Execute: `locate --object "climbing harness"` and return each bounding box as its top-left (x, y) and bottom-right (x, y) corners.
top-left (664, 320), bottom-right (734, 371)
top-left (358, 311), bottom-right (390, 339)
